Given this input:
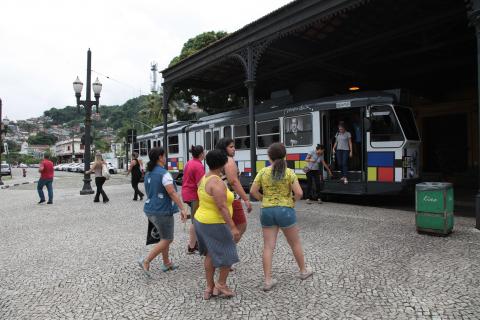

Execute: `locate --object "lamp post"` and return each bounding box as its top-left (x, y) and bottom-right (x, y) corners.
top-left (73, 49), bottom-right (102, 195)
top-left (0, 98), bottom-right (10, 186)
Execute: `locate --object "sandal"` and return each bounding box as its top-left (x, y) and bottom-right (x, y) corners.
top-left (213, 283), bottom-right (235, 298)
top-left (262, 278), bottom-right (278, 292)
top-left (161, 262), bottom-right (178, 272)
top-left (203, 287), bottom-right (215, 300)
top-left (136, 257), bottom-right (151, 278)
top-left (298, 267), bottom-right (313, 280)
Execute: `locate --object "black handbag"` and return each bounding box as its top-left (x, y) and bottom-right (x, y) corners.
top-left (146, 220), bottom-right (160, 245)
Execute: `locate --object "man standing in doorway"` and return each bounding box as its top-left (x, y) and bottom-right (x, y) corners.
top-left (37, 154), bottom-right (54, 204)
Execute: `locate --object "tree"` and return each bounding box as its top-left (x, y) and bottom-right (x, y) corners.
top-left (27, 132), bottom-right (58, 145)
top-left (168, 31), bottom-right (245, 114)
top-left (169, 31), bottom-right (229, 67)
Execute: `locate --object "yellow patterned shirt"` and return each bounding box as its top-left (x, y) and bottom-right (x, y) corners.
top-left (253, 167), bottom-right (298, 208)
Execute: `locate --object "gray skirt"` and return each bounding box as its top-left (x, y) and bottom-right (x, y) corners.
top-left (193, 219), bottom-right (239, 268)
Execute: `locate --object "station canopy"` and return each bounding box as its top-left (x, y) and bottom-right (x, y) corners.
top-left (162, 0), bottom-right (476, 105)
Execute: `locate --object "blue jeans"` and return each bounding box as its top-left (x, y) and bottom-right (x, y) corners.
top-left (336, 150), bottom-right (349, 177)
top-left (37, 179), bottom-right (53, 202)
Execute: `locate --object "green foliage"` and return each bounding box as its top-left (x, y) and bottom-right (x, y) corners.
top-left (6, 140), bottom-right (20, 153)
top-left (169, 31), bottom-right (229, 67)
top-left (27, 132), bottom-right (58, 145)
top-left (94, 138), bottom-right (110, 153)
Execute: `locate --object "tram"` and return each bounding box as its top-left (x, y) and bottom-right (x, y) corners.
top-left (134, 91), bottom-right (420, 195)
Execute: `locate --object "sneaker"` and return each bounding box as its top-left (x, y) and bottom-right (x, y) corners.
top-left (317, 198), bottom-right (323, 204)
top-left (38, 200), bottom-right (45, 204)
top-left (47, 201), bottom-right (53, 204)
top-left (263, 278), bottom-right (278, 292)
top-left (298, 267), bottom-right (313, 280)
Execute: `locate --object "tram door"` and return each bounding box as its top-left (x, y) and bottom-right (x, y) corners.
top-left (325, 108), bottom-right (363, 182)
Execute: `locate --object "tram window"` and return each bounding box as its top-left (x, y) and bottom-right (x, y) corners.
top-left (168, 135), bottom-right (179, 154)
top-left (234, 124), bottom-right (250, 150)
top-left (213, 131), bottom-right (220, 147)
top-left (394, 106), bottom-right (420, 141)
top-left (283, 114), bottom-right (313, 147)
top-left (370, 106), bottom-right (403, 142)
top-left (147, 140), bottom-right (151, 152)
top-left (223, 126), bottom-right (232, 138)
top-left (257, 120), bottom-right (280, 148)
top-left (205, 131), bottom-right (212, 150)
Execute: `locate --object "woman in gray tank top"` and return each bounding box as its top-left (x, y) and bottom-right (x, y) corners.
top-left (333, 121), bottom-right (352, 184)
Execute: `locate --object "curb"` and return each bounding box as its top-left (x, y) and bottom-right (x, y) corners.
top-left (0, 180), bottom-right (38, 190)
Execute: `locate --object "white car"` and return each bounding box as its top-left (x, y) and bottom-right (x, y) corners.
top-left (107, 162), bottom-right (118, 174)
top-left (19, 163), bottom-right (28, 168)
top-left (1, 163), bottom-right (12, 176)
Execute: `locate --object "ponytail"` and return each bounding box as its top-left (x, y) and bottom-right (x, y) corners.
top-left (267, 142), bottom-right (287, 181)
top-left (147, 147), bottom-right (165, 172)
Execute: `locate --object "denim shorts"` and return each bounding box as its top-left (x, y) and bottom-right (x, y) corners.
top-left (260, 206), bottom-right (297, 228)
top-left (146, 215), bottom-right (174, 241)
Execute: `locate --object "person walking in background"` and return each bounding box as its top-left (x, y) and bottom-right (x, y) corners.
top-left (305, 144), bottom-right (332, 204)
top-left (181, 145), bottom-right (205, 254)
top-left (215, 138), bottom-right (252, 242)
top-left (250, 143), bottom-right (313, 292)
top-left (37, 154), bottom-right (54, 204)
top-left (86, 152), bottom-right (109, 203)
top-left (126, 152), bottom-right (144, 201)
top-left (137, 147), bottom-right (187, 275)
top-left (194, 149), bottom-right (240, 299)
top-left (333, 121), bottom-right (353, 184)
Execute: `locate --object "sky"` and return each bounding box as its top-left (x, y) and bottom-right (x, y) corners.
top-left (0, 0), bottom-right (292, 121)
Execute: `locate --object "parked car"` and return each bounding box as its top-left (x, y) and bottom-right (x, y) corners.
top-left (0, 163), bottom-right (12, 176)
top-left (19, 163), bottom-right (28, 168)
top-left (66, 163), bottom-right (79, 172)
top-left (107, 162), bottom-right (118, 174)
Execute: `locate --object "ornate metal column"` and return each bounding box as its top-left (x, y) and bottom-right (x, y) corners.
top-left (162, 84), bottom-right (172, 167)
top-left (471, 0), bottom-right (480, 229)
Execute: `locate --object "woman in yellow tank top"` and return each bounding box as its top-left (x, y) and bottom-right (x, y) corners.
top-left (193, 150), bottom-right (240, 300)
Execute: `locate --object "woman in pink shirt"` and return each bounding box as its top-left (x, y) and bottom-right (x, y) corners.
top-left (182, 145), bottom-right (205, 254)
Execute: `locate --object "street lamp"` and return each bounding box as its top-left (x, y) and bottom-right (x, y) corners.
top-left (73, 49), bottom-right (102, 195)
top-left (0, 99), bottom-right (10, 186)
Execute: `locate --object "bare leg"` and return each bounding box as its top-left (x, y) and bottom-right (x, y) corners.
top-left (282, 226), bottom-right (307, 273)
top-left (205, 255), bottom-right (215, 290)
top-left (188, 224), bottom-right (197, 248)
top-left (262, 226), bottom-right (279, 283)
top-left (218, 266), bottom-right (230, 285)
top-left (144, 239), bottom-right (172, 270)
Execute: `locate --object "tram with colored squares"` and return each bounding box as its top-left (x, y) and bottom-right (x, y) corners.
top-left (133, 91), bottom-right (421, 195)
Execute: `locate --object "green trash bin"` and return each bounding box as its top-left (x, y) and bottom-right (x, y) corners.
top-left (415, 182), bottom-right (454, 235)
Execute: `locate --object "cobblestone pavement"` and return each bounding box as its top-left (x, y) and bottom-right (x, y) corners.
top-left (1, 174), bottom-right (479, 320)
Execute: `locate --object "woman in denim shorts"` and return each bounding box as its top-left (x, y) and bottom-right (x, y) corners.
top-left (250, 143), bottom-right (313, 291)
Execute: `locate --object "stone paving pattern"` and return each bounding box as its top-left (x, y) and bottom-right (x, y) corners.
top-left (1, 172), bottom-right (479, 319)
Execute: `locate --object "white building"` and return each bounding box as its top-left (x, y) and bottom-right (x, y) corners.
top-left (54, 138), bottom-right (84, 163)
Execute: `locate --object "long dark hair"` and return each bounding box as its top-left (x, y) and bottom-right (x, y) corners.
top-left (268, 143), bottom-right (287, 181)
top-left (189, 145), bottom-right (204, 158)
top-left (205, 149), bottom-right (228, 170)
top-left (147, 147), bottom-right (165, 172)
top-left (215, 138), bottom-right (234, 156)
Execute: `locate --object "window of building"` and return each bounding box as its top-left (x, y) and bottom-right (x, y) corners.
top-left (257, 119), bottom-right (280, 148)
top-left (80, 144), bottom-right (85, 150)
top-left (67, 146), bottom-right (71, 151)
top-left (223, 126), bottom-right (232, 138)
top-left (205, 131), bottom-right (212, 150)
top-left (283, 114), bottom-right (313, 147)
top-left (234, 124), bottom-right (250, 150)
top-left (168, 135), bottom-right (179, 154)
top-left (133, 142), bottom-right (140, 154)
top-left (140, 141), bottom-right (147, 156)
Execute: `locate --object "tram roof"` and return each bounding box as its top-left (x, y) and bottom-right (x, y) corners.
top-left (188, 90), bottom-right (397, 129)
top-left (137, 121), bottom-right (189, 139)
